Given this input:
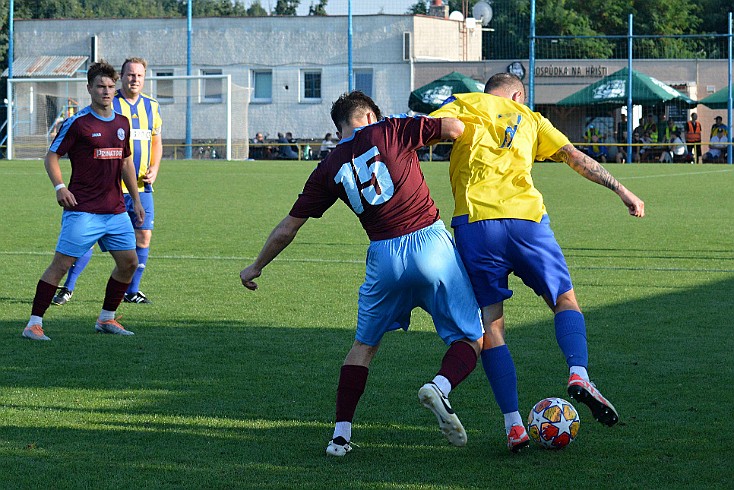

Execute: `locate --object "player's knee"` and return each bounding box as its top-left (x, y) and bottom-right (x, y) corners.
top-left (136, 229), bottom-right (152, 248)
top-left (554, 290), bottom-right (580, 313)
top-left (117, 254), bottom-right (139, 277)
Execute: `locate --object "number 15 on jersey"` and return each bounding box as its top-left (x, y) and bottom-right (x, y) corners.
top-left (334, 146), bottom-right (395, 214)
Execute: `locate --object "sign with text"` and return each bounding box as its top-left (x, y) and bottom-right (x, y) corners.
top-left (535, 65), bottom-right (609, 78)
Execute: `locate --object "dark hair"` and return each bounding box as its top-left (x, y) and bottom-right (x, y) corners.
top-left (87, 61), bottom-right (118, 85)
top-left (484, 72), bottom-right (523, 94)
top-left (330, 91), bottom-right (382, 132)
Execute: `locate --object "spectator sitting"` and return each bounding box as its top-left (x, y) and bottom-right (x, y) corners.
top-left (250, 132), bottom-right (271, 160)
top-left (584, 133), bottom-right (607, 163)
top-left (319, 132), bottom-right (336, 159)
top-left (659, 130), bottom-right (689, 163)
top-left (582, 124), bottom-right (600, 151)
top-left (710, 116), bottom-right (728, 139)
top-left (277, 132), bottom-right (298, 159)
top-left (660, 118), bottom-right (678, 144)
top-left (639, 130), bottom-right (655, 162)
top-left (643, 114), bottom-right (658, 142)
top-left (703, 127), bottom-right (728, 163)
top-left (287, 132), bottom-right (299, 157)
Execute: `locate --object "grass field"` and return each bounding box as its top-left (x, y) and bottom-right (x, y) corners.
top-left (1, 159), bottom-right (733, 488)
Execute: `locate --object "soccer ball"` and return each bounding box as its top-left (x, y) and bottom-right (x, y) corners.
top-left (527, 397), bottom-right (580, 449)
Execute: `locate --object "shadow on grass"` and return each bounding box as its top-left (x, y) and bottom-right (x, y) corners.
top-left (0, 274), bottom-right (732, 487)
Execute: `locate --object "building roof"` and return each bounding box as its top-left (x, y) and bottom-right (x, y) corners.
top-left (2, 56), bottom-right (87, 78)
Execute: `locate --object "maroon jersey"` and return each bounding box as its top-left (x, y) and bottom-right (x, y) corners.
top-left (50, 106), bottom-right (132, 214)
top-left (290, 116), bottom-right (442, 241)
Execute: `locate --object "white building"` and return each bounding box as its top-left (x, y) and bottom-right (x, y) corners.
top-left (9, 14), bottom-right (482, 158)
top-left (8, 14), bottom-right (727, 160)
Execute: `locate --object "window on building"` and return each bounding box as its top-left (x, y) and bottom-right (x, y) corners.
top-left (302, 70), bottom-right (321, 101)
top-left (354, 69), bottom-right (373, 97)
top-left (155, 71), bottom-right (174, 105)
top-left (202, 69), bottom-right (223, 103)
top-left (252, 70), bottom-right (272, 103)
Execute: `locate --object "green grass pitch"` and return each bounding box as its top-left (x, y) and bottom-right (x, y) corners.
top-left (1, 159), bottom-right (732, 488)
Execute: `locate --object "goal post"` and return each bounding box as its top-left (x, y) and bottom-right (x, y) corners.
top-left (6, 74), bottom-right (250, 160)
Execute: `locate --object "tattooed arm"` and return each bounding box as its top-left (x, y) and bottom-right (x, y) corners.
top-left (552, 144), bottom-right (645, 218)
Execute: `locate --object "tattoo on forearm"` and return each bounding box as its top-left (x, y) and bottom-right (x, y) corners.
top-left (555, 145), bottom-right (619, 192)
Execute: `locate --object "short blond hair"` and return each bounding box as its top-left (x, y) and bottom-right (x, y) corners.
top-left (121, 57), bottom-right (148, 76)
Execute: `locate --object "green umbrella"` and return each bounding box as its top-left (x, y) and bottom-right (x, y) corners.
top-left (557, 67), bottom-right (696, 108)
top-left (409, 72), bottom-right (485, 114)
top-left (699, 85), bottom-right (733, 109)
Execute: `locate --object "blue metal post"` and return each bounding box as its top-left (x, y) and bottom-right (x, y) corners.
top-left (185, 0), bottom-right (193, 159)
top-left (727, 12), bottom-right (732, 164)
top-left (627, 14), bottom-right (633, 162)
top-left (348, 0), bottom-right (353, 92)
top-left (6, 0), bottom-right (13, 159)
top-left (528, 0), bottom-right (535, 109)
top-left (8, 0), bottom-right (13, 79)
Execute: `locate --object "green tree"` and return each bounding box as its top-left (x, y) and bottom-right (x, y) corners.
top-left (697, 0), bottom-right (731, 34)
top-left (447, 0), bottom-right (478, 16)
top-left (273, 0), bottom-right (299, 15)
top-left (308, 0), bottom-right (327, 16)
top-left (407, 1), bottom-right (428, 15)
top-left (247, 0), bottom-right (268, 16)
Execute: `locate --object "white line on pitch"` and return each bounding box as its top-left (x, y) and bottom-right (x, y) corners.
top-left (2, 250), bottom-right (732, 273)
top-left (619, 167), bottom-right (733, 180)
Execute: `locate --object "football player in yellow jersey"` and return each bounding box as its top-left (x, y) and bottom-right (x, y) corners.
top-left (52, 58), bottom-right (162, 306)
top-left (432, 73), bottom-right (644, 452)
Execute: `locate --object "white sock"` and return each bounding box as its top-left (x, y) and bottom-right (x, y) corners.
top-left (28, 315), bottom-right (43, 327)
top-left (333, 421), bottom-right (352, 442)
top-left (432, 375), bottom-right (452, 397)
top-left (504, 411), bottom-right (524, 434)
top-left (98, 309), bottom-right (115, 322)
top-left (570, 366), bottom-right (589, 381)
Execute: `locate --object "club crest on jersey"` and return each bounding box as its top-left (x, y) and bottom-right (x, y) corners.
top-left (95, 148), bottom-right (123, 159)
top-left (117, 128), bottom-right (126, 140)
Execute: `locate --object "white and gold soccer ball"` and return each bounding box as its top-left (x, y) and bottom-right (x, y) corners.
top-left (527, 397), bottom-right (580, 449)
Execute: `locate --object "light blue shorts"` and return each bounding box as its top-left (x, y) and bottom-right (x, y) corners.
top-left (125, 192), bottom-right (154, 230)
top-left (56, 211), bottom-right (136, 258)
top-left (452, 215), bottom-right (573, 308)
top-left (356, 220), bottom-right (483, 347)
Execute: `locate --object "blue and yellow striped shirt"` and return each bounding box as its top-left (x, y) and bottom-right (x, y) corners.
top-left (113, 90), bottom-right (162, 193)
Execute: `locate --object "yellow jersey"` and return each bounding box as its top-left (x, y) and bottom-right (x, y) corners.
top-left (113, 90), bottom-right (163, 193)
top-left (431, 93), bottom-right (569, 223)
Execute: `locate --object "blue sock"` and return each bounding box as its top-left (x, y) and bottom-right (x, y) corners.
top-left (64, 247), bottom-right (94, 291)
top-left (554, 310), bottom-right (589, 369)
top-left (481, 345), bottom-right (519, 414)
top-left (126, 246), bottom-right (149, 294)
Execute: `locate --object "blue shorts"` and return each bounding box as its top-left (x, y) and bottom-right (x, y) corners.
top-left (125, 192), bottom-right (154, 230)
top-left (452, 215), bottom-right (573, 308)
top-left (356, 220), bottom-right (483, 347)
top-left (56, 211), bottom-right (136, 257)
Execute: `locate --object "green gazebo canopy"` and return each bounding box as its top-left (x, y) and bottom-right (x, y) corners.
top-left (698, 85), bottom-right (733, 109)
top-left (557, 67), bottom-right (696, 108)
top-left (409, 72), bottom-right (485, 114)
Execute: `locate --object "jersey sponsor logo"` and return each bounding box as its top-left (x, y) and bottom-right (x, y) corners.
top-left (95, 148), bottom-right (124, 159)
top-left (92, 132), bottom-right (102, 137)
top-left (117, 128), bottom-right (126, 140)
top-left (499, 114), bottom-right (522, 149)
top-left (131, 128), bottom-right (152, 141)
